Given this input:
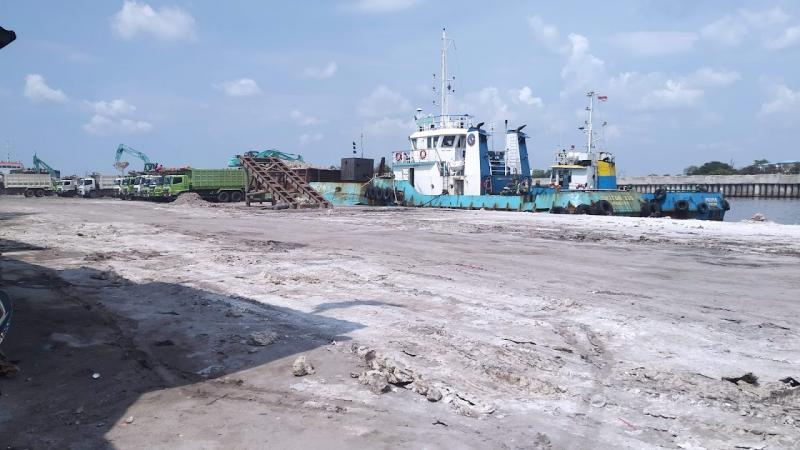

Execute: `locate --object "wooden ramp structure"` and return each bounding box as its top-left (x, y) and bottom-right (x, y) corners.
top-left (238, 156), bottom-right (331, 208)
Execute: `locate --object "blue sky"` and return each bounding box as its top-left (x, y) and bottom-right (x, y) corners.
top-left (1, 0), bottom-right (799, 176)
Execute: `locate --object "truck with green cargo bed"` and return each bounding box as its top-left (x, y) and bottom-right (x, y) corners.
top-left (163, 168), bottom-right (247, 202)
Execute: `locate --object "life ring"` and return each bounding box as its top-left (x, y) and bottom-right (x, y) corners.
top-left (394, 152), bottom-right (402, 162)
top-left (696, 202), bottom-right (709, 214)
top-left (419, 149), bottom-right (427, 160)
top-left (675, 199), bottom-right (689, 211)
top-left (483, 177), bottom-right (492, 193)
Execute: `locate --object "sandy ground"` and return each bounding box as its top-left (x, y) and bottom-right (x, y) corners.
top-left (1, 196), bottom-right (799, 449)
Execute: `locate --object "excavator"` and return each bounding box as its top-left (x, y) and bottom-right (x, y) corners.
top-left (114, 144), bottom-right (160, 173)
top-left (32, 153), bottom-right (60, 179)
top-left (228, 149), bottom-right (304, 168)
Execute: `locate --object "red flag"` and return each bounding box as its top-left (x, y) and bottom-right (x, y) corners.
top-left (597, 95), bottom-right (608, 101)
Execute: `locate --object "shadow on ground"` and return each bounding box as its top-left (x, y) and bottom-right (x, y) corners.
top-left (0, 238), bottom-right (363, 448)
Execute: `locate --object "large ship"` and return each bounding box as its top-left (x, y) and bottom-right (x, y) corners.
top-left (358, 30), bottom-right (728, 220)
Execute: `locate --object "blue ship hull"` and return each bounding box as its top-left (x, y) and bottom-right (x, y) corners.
top-left (310, 180), bottom-right (728, 220)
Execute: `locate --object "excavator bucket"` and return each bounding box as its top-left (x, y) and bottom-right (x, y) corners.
top-left (115, 161), bottom-right (130, 171)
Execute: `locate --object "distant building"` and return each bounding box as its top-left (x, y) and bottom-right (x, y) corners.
top-left (757, 161), bottom-right (800, 174)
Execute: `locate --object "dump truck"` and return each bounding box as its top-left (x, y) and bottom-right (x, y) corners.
top-left (0, 172), bottom-right (55, 197)
top-left (57, 177), bottom-right (79, 197)
top-left (78, 174), bottom-right (117, 198)
top-left (141, 174), bottom-right (167, 200)
top-left (163, 168), bottom-right (246, 202)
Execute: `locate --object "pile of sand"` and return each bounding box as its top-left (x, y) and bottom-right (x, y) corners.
top-left (171, 192), bottom-right (211, 207)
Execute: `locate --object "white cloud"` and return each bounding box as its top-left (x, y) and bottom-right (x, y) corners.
top-left (304, 61), bottom-right (337, 79)
top-left (766, 25), bottom-right (800, 50)
top-left (351, 0), bottom-right (420, 13)
top-left (216, 78), bottom-right (261, 97)
top-left (608, 67), bottom-right (739, 111)
top-left (81, 97), bottom-right (151, 135)
top-left (513, 86), bottom-right (543, 107)
top-left (702, 7), bottom-right (790, 46)
top-left (740, 7), bottom-right (790, 27)
top-left (290, 109), bottom-right (319, 126)
top-left (642, 80), bottom-right (704, 109)
top-left (111, 0), bottom-right (196, 41)
top-left (83, 114), bottom-right (152, 136)
top-left (760, 83), bottom-right (800, 116)
top-left (86, 98), bottom-right (136, 116)
top-left (701, 15), bottom-right (749, 45)
top-left (560, 33), bottom-right (605, 95)
top-left (457, 87), bottom-right (513, 125)
top-left (364, 117), bottom-right (415, 136)
top-left (24, 74), bottom-right (68, 103)
top-left (611, 31), bottom-right (698, 56)
top-left (528, 15), bottom-right (561, 52)
top-left (299, 133), bottom-right (323, 145)
top-left (357, 85), bottom-right (411, 117)
top-left (686, 68), bottom-right (741, 87)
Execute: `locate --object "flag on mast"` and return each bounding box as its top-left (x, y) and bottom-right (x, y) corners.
top-left (597, 95), bottom-right (608, 101)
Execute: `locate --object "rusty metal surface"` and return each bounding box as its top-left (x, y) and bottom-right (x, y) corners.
top-left (238, 156), bottom-right (331, 208)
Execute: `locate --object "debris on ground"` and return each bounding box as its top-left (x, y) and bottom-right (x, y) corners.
top-left (292, 355), bottom-right (315, 376)
top-left (0, 358), bottom-right (19, 378)
top-left (723, 372), bottom-right (759, 386)
top-left (248, 331), bottom-right (278, 346)
top-left (171, 192), bottom-right (211, 207)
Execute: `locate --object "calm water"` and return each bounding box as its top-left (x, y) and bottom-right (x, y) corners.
top-left (725, 198), bottom-right (800, 225)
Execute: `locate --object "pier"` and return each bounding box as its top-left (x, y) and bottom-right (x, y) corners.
top-left (617, 174), bottom-right (800, 198)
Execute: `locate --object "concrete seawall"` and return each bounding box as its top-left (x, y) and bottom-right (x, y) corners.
top-left (618, 174), bottom-right (800, 198)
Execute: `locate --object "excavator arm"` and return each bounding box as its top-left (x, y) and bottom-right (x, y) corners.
top-left (115, 144), bottom-right (157, 172)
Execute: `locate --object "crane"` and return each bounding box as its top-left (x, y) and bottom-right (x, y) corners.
top-left (114, 144), bottom-right (158, 172)
top-left (32, 153), bottom-right (60, 179)
top-left (228, 149), bottom-right (304, 168)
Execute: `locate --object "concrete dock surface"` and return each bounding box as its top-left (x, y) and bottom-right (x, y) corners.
top-left (1, 197), bottom-right (798, 449)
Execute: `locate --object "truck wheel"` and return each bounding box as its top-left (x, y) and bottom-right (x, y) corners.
top-left (34, 190), bottom-right (44, 197)
top-left (217, 191), bottom-right (230, 203)
top-left (231, 190), bottom-right (243, 202)
top-left (24, 190), bottom-right (33, 198)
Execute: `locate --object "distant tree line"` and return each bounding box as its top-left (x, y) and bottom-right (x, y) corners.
top-left (684, 160), bottom-right (800, 176)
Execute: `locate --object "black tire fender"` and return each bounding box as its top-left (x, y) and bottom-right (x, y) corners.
top-left (592, 200), bottom-right (613, 215)
top-left (640, 202), bottom-right (652, 217)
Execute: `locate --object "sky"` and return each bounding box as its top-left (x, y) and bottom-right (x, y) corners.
top-left (1, 0), bottom-right (799, 176)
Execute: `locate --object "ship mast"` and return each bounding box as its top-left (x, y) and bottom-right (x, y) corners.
top-left (586, 91), bottom-right (594, 156)
top-left (440, 28), bottom-right (448, 125)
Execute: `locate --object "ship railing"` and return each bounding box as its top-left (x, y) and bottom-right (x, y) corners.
top-left (415, 114), bottom-right (473, 131)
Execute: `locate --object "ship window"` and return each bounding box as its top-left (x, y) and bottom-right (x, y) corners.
top-left (441, 135), bottom-right (456, 147)
top-left (410, 139), bottom-right (417, 151)
top-left (455, 135), bottom-right (464, 148)
top-left (427, 137), bottom-right (433, 148)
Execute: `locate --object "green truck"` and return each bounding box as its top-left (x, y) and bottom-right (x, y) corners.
top-left (163, 169), bottom-right (246, 202)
